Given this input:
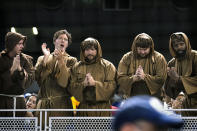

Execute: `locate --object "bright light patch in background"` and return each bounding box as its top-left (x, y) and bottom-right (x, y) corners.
top-left (11, 27), bottom-right (16, 33)
top-left (32, 27), bottom-right (38, 35)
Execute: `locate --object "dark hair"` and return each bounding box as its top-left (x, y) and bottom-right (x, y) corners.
top-left (5, 32), bottom-right (27, 52)
top-left (81, 38), bottom-right (98, 52)
top-left (135, 35), bottom-right (152, 48)
top-left (26, 93), bottom-right (38, 104)
top-left (53, 29), bottom-right (72, 45)
top-left (171, 34), bottom-right (185, 45)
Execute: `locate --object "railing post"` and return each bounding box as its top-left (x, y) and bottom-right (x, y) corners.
top-left (40, 111), bottom-right (42, 131)
top-left (13, 96), bottom-right (16, 117)
top-left (45, 111), bottom-right (48, 131)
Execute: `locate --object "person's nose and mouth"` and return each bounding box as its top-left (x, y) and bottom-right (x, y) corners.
top-left (140, 50), bottom-right (146, 57)
top-left (177, 45), bottom-right (185, 54)
top-left (87, 54), bottom-right (94, 59)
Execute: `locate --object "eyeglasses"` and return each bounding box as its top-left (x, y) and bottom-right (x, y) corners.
top-left (57, 37), bottom-right (68, 42)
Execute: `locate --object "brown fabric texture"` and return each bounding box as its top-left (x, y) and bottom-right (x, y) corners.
top-left (35, 52), bottom-right (77, 123)
top-left (117, 34), bottom-right (167, 99)
top-left (0, 50), bottom-right (34, 116)
top-left (68, 39), bottom-right (117, 116)
top-left (165, 32), bottom-right (197, 116)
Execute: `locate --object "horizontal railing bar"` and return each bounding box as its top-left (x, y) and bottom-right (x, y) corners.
top-left (0, 94), bottom-right (24, 97)
top-left (0, 109), bottom-right (197, 111)
top-left (0, 109), bottom-right (117, 111)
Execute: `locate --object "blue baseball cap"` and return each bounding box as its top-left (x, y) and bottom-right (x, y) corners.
top-left (24, 93), bottom-right (31, 98)
top-left (113, 95), bottom-right (183, 129)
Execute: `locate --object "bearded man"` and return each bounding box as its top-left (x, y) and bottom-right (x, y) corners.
top-left (117, 33), bottom-right (167, 100)
top-left (68, 37), bottom-right (117, 116)
top-left (165, 32), bottom-right (197, 116)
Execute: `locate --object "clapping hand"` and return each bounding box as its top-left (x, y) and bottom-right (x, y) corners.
top-left (42, 43), bottom-right (50, 56)
top-left (41, 43), bottom-right (50, 64)
top-left (54, 49), bottom-right (66, 67)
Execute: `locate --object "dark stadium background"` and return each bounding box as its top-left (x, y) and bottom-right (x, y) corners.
top-left (0, 0), bottom-right (197, 92)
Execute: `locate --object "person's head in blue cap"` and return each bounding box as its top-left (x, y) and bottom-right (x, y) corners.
top-left (113, 95), bottom-right (183, 131)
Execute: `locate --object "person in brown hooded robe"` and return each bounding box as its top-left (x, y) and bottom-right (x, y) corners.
top-left (117, 33), bottom-right (167, 100)
top-left (68, 37), bottom-right (117, 116)
top-left (0, 32), bottom-right (34, 116)
top-left (35, 30), bottom-right (77, 123)
top-left (164, 32), bottom-right (197, 116)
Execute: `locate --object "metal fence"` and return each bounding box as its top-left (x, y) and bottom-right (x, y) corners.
top-left (49, 117), bottom-right (113, 131)
top-left (0, 109), bottom-right (197, 131)
top-left (0, 117), bottom-right (38, 131)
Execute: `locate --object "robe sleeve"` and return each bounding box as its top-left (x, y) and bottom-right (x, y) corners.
top-left (117, 53), bottom-right (134, 96)
top-left (35, 56), bottom-right (50, 86)
top-left (145, 55), bottom-right (167, 95)
top-left (164, 59), bottom-right (182, 99)
top-left (22, 55), bottom-right (35, 89)
top-left (181, 53), bottom-right (197, 95)
top-left (95, 62), bottom-right (117, 101)
top-left (54, 57), bottom-right (77, 88)
top-left (68, 64), bottom-right (86, 102)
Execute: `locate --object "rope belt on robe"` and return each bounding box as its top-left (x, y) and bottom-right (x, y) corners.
top-left (39, 95), bottom-right (68, 108)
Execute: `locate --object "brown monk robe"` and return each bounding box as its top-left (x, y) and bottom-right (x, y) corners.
top-left (0, 32), bottom-right (34, 117)
top-left (68, 37), bottom-right (117, 116)
top-left (35, 30), bottom-right (77, 126)
top-left (118, 33), bottom-right (167, 99)
top-left (165, 32), bottom-right (197, 116)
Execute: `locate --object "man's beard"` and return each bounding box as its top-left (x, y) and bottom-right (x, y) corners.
top-left (176, 49), bottom-right (186, 58)
top-left (85, 55), bottom-right (97, 63)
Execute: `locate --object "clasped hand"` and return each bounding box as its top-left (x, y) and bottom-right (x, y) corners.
top-left (83, 73), bottom-right (96, 87)
top-left (10, 55), bottom-right (22, 73)
top-left (133, 65), bottom-right (145, 82)
top-left (167, 67), bottom-right (179, 81)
